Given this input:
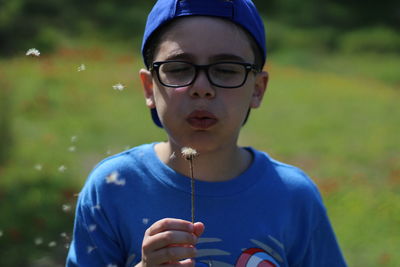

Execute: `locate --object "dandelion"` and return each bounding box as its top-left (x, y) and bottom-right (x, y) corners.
top-left (60, 232), bottom-right (68, 238)
top-left (48, 241), bottom-right (57, 247)
top-left (58, 165), bottom-right (67, 172)
top-left (0, 230), bottom-right (3, 237)
top-left (106, 171), bottom-right (126, 186)
top-left (116, 178), bottom-right (125, 186)
top-left (88, 224), bottom-right (97, 232)
top-left (87, 245), bottom-right (96, 254)
top-left (68, 146), bottom-right (76, 152)
top-left (106, 171), bottom-right (119, 184)
top-left (34, 237), bottom-right (43, 245)
top-left (77, 64), bottom-right (86, 72)
top-left (71, 135), bottom-right (78, 143)
top-left (34, 164), bottom-right (43, 171)
top-left (181, 147), bottom-right (198, 161)
top-left (91, 204), bottom-right (101, 211)
top-left (62, 204), bottom-right (72, 212)
top-left (181, 147), bottom-right (198, 223)
top-left (112, 83), bottom-right (125, 91)
top-left (26, 48), bottom-right (40, 56)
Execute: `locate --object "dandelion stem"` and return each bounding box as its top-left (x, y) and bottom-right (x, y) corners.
top-left (181, 147), bottom-right (198, 224)
top-left (189, 159), bottom-right (195, 224)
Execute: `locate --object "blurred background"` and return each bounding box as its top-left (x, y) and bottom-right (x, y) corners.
top-left (0, 0), bottom-right (399, 266)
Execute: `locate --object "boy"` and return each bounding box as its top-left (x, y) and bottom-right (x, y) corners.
top-left (67, 0), bottom-right (347, 266)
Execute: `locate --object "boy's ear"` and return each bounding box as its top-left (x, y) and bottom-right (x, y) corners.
top-left (139, 69), bottom-right (156, 108)
top-left (250, 71), bottom-right (268, 108)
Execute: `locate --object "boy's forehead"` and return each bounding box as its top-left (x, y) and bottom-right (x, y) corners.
top-left (154, 16), bottom-right (254, 62)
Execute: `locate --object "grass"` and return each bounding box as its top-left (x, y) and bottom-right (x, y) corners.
top-left (0, 42), bottom-right (399, 266)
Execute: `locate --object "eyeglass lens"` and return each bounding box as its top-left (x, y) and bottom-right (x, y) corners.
top-left (157, 62), bottom-right (248, 88)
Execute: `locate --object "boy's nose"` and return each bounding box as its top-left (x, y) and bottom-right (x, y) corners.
top-left (189, 71), bottom-right (216, 99)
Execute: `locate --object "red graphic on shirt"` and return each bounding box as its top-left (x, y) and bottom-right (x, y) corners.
top-left (236, 248), bottom-right (278, 267)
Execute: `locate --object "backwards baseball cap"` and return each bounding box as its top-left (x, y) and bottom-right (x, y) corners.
top-left (141, 0), bottom-right (266, 128)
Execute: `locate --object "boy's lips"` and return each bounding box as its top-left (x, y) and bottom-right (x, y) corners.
top-left (186, 110), bottom-right (218, 130)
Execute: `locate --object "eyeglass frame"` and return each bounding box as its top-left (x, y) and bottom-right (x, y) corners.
top-left (149, 60), bottom-right (260, 89)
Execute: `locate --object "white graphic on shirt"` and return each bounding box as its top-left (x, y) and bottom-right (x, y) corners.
top-left (194, 237), bottom-right (282, 267)
top-left (250, 239), bottom-right (283, 263)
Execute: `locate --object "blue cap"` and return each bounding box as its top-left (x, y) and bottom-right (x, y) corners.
top-left (141, 0), bottom-right (266, 128)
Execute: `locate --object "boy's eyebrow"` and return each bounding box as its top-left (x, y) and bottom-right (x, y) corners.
top-left (162, 52), bottom-right (248, 63)
top-left (163, 52), bottom-right (194, 61)
top-left (209, 53), bottom-right (247, 63)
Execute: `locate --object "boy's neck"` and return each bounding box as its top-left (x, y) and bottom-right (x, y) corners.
top-left (154, 141), bottom-right (253, 182)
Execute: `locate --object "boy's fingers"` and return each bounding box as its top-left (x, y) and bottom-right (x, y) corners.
top-left (193, 222), bottom-right (205, 237)
top-left (143, 230), bottom-right (197, 252)
top-left (146, 218), bottom-right (194, 236)
top-left (165, 258), bottom-right (196, 267)
top-left (146, 246), bottom-right (197, 266)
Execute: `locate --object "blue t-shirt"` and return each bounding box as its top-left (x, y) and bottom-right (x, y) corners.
top-left (66, 143), bottom-right (347, 267)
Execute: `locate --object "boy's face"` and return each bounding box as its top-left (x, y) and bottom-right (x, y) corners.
top-left (140, 16), bottom-right (268, 152)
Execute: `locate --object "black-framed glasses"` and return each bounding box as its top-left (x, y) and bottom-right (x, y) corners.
top-left (150, 61), bottom-right (260, 89)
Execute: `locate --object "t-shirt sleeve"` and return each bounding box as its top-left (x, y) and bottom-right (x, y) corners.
top-left (66, 197), bottom-right (126, 267)
top-left (294, 211), bottom-right (347, 267)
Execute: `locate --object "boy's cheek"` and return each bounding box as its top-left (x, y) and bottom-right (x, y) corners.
top-left (172, 87), bottom-right (188, 93)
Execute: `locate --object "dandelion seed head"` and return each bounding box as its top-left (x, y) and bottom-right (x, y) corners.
top-left (115, 179), bottom-right (126, 186)
top-left (58, 165), bottom-right (67, 172)
top-left (181, 147), bottom-right (198, 160)
top-left (48, 241), bottom-right (57, 247)
top-left (105, 171), bottom-right (126, 186)
top-left (68, 146), bottom-right (76, 152)
top-left (71, 136), bottom-right (78, 142)
top-left (60, 232), bottom-right (68, 238)
top-left (34, 164), bottom-right (43, 171)
top-left (92, 204), bottom-right (101, 211)
top-left (26, 48), bottom-right (40, 56)
top-left (112, 83), bottom-right (125, 91)
top-left (87, 245), bottom-right (96, 254)
top-left (34, 237), bottom-right (43, 245)
top-left (88, 224), bottom-right (97, 232)
top-left (62, 204), bottom-right (72, 212)
top-left (106, 171), bottom-right (119, 184)
top-left (78, 64), bottom-right (86, 72)
top-left (142, 218), bottom-right (149, 225)
top-left (0, 230), bottom-right (3, 237)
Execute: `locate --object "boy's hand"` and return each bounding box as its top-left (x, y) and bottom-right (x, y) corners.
top-left (136, 218), bottom-right (205, 267)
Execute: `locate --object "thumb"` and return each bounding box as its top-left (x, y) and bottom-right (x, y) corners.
top-left (193, 222), bottom-right (205, 237)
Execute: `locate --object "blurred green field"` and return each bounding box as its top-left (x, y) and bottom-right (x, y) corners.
top-left (0, 42), bottom-right (399, 266)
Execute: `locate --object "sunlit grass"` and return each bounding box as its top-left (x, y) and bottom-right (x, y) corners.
top-left (0, 42), bottom-right (399, 266)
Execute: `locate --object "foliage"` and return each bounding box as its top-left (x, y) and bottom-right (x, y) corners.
top-left (0, 173), bottom-right (76, 266)
top-left (254, 0), bottom-right (400, 29)
top-left (0, 77), bottom-right (14, 166)
top-left (0, 0), bottom-right (153, 56)
top-left (339, 26), bottom-right (400, 54)
top-left (1, 0), bottom-right (399, 57)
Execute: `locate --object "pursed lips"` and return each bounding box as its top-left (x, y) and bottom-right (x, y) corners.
top-left (186, 110), bottom-right (218, 130)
